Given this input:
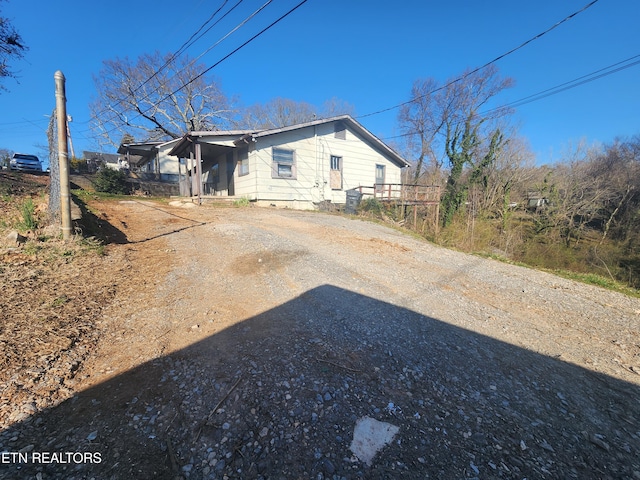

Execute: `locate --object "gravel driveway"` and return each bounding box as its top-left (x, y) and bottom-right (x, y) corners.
top-left (1, 201), bottom-right (639, 479)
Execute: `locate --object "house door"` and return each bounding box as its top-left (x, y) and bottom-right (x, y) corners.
top-left (330, 155), bottom-right (342, 190)
top-left (226, 153), bottom-right (235, 196)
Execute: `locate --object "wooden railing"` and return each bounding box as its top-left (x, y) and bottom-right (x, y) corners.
top-left (355, 184), bottom-right (440, 205)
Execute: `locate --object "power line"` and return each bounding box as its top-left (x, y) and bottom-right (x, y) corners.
top-left (383, 54), bottom-right (640, 141)
top-left (89, 0), bottom-right (242, 126)
top-left (153, 0), bottom-right (310, 111)
top-left (132, 0), bottom-right (244, 95)
top-left (487, 54), bottom-right (640, 112)
top-left (92, 0), bottom-right (310, 142)
top-left (186, 0), bottom-right (273, 68)
top-left (358, 0), bottom-right (600, 120)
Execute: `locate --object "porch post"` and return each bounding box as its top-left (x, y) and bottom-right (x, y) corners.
top-left (195, 142), bottom-right (203, 205)
top-left (189, 151), bottom-right (194, 198)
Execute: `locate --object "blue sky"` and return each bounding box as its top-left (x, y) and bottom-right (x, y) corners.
top-left (0, 0), bottom-right (638, 167)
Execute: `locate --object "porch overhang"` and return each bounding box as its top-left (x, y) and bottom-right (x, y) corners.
top-left (169, 130), bottom-right (253, 158)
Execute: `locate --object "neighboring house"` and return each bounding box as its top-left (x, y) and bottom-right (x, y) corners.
top-left (119, 115), bottom-right (410, 209)
top-left (117, 140), bottom-right (181, 182)
top-left (83, 151), bottom-right (121, 173)
top-left (526, 192), bottom-right (549, 211)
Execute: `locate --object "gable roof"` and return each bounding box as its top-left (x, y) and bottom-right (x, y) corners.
top-left (168, 116), bottom-right (409, 167)
top-left (83, 151), bottom-right (120, 164)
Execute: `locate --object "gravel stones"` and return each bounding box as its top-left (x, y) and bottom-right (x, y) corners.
top-left (1, 203), bottom-right (639, 479)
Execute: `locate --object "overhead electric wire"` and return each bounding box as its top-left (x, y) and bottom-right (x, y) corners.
top-left (151, 0), bottom-right (309, 111)
top-left (81, 0), bottom-right (285, 140)
top-left (383, 54), bottom-right (640, 141)
top-left (129, 0), bottom-right (237, 94)
top-left (89, 0), bottom-right (241, 124)
top-left (358, 0), bottom-right (600, 120)
top-left (93, 0), bottom-right (310, 141)
top-left (185, 0), bottom-right (273, 67)
top-left (486, 54), bottom-right (640, 112)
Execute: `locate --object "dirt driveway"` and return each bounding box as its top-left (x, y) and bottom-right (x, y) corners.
top-left (1, 199), bottom-right (639, 479)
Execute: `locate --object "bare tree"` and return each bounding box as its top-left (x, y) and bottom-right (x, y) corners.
top-left (474, 133), bottom-right (537, 223)
top-left (530, 142), bottom-right (610, 246)
top-left (590, 136), bottom-right (640, 243)
top-left (439, 66), bottom-right (515, 226)
top-left (0, 0), bottom-right (27, 92)
top-left (90, 51), bottom-right (234, 148)
top-left (398, 77), bottom-right (446, 183)
top-left (0, 147), bottom-right (12, 168)
top-left (237, 97), bottom-right (355, 130)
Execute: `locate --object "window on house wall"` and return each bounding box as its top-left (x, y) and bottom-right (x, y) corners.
top-left (334, 121), bottom-right (346, 140)
top-left (375, 164), bottom-right (385, 193)
top-left (330, 155), bottom-right (342, 190)
top-left (238, 147), bottom-right (249, 176)
top-left (272, 147), bottom-right (296, 179)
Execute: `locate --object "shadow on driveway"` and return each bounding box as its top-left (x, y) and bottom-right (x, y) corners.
top-left (1, 285), bottom-right (638, 479)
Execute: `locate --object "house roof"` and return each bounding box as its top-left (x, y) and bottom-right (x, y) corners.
top-left (167, 116), bottom-right (410, 167)
top-left (265, 115), bottom-right (410, 167)
top-left (83, 151), bottom-right (120, 164)
top-left (168, 130), bottom-right (253, 158)
top-left (117, 139), bottom-right (180, 166)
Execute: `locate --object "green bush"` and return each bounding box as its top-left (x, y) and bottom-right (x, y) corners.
top-left (17, 198), bottom-right (38, 231)
top-left (233, 196), bottom-right (250, 207)
top-left (70, 158), bottom-right (88, 173)
top-left (358, 197), bottom-right (383, 215)
top-left (94, 168), bottom-right (130, 195)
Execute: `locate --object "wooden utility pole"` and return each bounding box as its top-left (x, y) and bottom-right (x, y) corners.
top-left (54, 71), bottom-right (72, 241)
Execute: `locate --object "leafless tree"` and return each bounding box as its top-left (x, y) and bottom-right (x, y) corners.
top-left (474, 132), bottom-right (537, 222)
top-left (0, 0), bottom-right (27, 92)
top-left (531, 142), bottom-right (610, 245)
top-left (399, 66), bottom-right (514, 190)
top-left (438, 66), bottom-right (515, 226)
top-left (590, 136), bottom-right (640, 243)
top-left (89, 51), bottom-right (234, 148)
top-left (398, 78), bottom-right (446, 183)
top-left (0, 147), bottom-right (12, 168)
top-left (237, 97), bottom-right (355, 130)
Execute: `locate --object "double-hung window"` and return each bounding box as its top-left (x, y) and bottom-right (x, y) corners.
top-left (272, 147), bottom-right (296, 179)
top-left (375, 164), bottom-right (385, 193)
top-left (238, 147), bottom-right (249, 176)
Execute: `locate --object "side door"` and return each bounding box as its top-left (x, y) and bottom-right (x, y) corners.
top-left (330, 155), bottom-right (342, 190)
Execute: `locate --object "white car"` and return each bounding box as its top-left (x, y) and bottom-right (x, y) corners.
top-left (10, 153), bottom-right (42, 172)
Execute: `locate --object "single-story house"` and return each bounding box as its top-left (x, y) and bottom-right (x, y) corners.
top-left (119, 115), bottom-right (410, 209)
top-left (116, 140), bottom-right (180, 181)
top-left (83, 151), bottom-right (122, 173)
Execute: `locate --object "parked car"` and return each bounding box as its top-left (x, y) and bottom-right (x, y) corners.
top-left (10, 153), bottom-right (42, 172)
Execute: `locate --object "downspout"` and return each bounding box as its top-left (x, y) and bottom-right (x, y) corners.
top-left (188, 150), bottom-right (194, 198)
top-left (253, 136), bottom-right (258, 202)
top-left (314, 125), bottom-right (318, 201)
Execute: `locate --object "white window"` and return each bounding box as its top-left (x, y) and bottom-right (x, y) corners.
top-left (238, 147), bottom-right (249, 176)
top-left (375, 164), bottom-right (385, 184)
top-left (272, 148), bottom-right (296, 179)
top-left (375, 164), bottom-right (385, 193)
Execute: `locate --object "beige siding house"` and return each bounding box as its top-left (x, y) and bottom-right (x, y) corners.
top-left (122, 115), bottom-right (409, 209)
